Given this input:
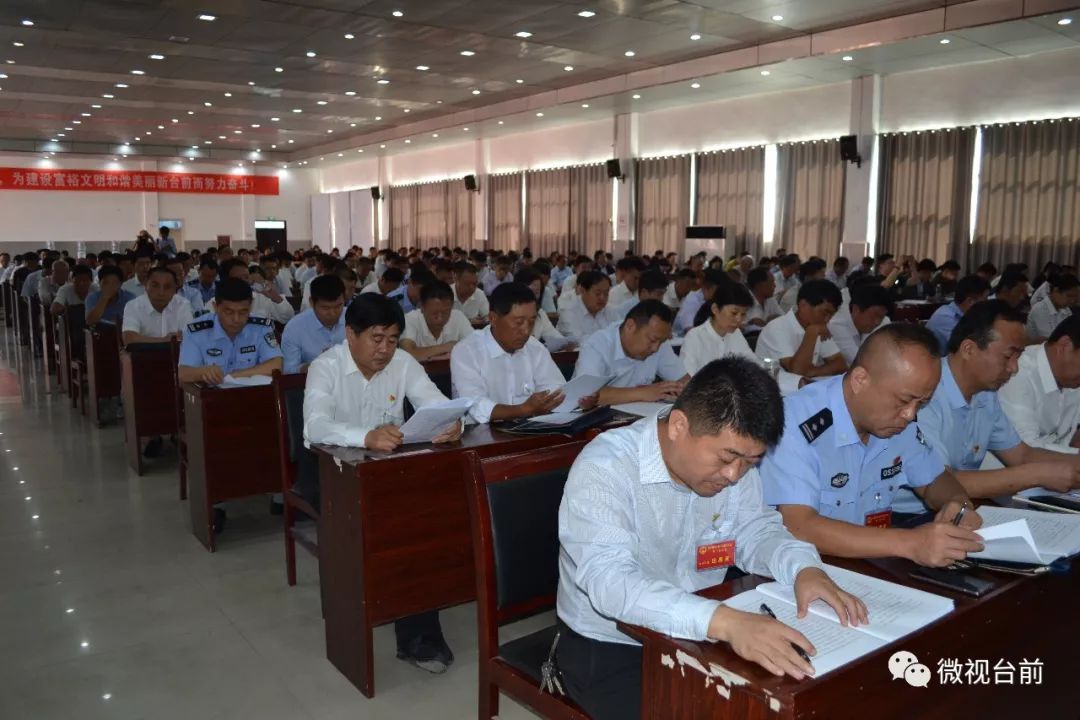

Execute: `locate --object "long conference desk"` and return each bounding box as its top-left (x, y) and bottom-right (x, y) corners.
top-left (620, 553), bottom-right (1078, 719)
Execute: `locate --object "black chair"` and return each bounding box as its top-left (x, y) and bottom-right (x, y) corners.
top-left (465, 442), bottom-right (592, 720)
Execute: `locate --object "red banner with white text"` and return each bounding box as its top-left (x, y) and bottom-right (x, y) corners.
top-left (0, 167), bottom-right (279, 195)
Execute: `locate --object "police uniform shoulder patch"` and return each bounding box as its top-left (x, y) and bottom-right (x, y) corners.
top-left (264, 331), bottom-right (279, 348)
top-left (799, 408), bottom-right (833, 443)
top-left (247, 315), bottom-right (273, 327)
top-left (186, 319), bottom-right (214, 333)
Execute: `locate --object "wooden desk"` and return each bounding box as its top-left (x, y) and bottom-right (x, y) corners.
top-left (893, 302), bottom-right (943, 324)
top-left (84, 323), bottom-right (121, 426)
top-left (315, 418), bottom-right (607, 699)
top-left (182, 382), bottom-right (282, 552)
top-left (121, 343), bottom-right (178, 474)
top-left (620, 557), bottom-right (1079, 719)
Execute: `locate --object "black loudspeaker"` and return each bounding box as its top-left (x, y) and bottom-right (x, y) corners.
top-left (839, 135), bottom-right (862, 168)
top-left (606, 158), bottom-right (623, 179)
top-left (463, 174), bottom-right (478, 192)
top-left (370, 186), bottom-right (381, 200)
top-left (686, 226), bottom-right (726, 239)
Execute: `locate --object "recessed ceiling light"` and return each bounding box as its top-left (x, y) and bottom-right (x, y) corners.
top-left (12, 42), bottom-right (24, 48)
top-left (234, 130), bottom-right (242, 134)
top-left (460, 50), bottom-right (475, 56)
top-left (292, 108), bottom-right (302, 113)
top-left (145, 131), bottom-right (152, 135)
top-left (158, 124), bottom-right (165, 129)
top-left (497, 120), bottom-right (504, 125)
top-left (204, 102), bottom-right (212, 107)
top-left (842, 55), bottom-right (853, 62)
top-left (760, 70), bottom-right (770, 76)
top-left (198, 14), bottom-right (216, 21)
top-left (432, 133), bottom-right (439, 137)
top-left (224, 92), bottom-right (232, 97)
top-left (317, 100), bottom-right (328, 105)
top-left (72, 120), bottom-right (81, 124)
top-left (515, 78), bottom-right (524, 84)
top-left (115, 83), bottom-right (128, 88)
top-left (274, 66), bottom-right (284, 72)
top-left (415, 65), bottom-right (429, 71)
top-left (940, 38), bottom-right (951, 44)
top-left (57, 133), bottom-right (65, 137)
top-left (1058, 17), bottom-right (1073, 26)
top-left (272, 144), bottom-right (278, 149)
top-left (131, 69), bottom-right (145, 75)
top-left (327, 129), bottom-right (333, 133)
top-left (377, 79), bottom-right (390, 84)
top-left (149, 54), bottom-right (165, 60)
top-left (81, 112), bottom-right (91, 117)
top-left (191, 145), bottom-right (198, 149)
top-left (403, 108), bottom-right (410, 112)
top-left (624, 50), bottom-right (635, 57)
top-left (392, 10), bottom-right (404, 17)
top-left (21, 19), bottom-right (34, 27)
top-left (536, 112), bottom-right (544, 117)
top-left (471, 89), bottom-right (481, 95)
top-left (436, 99), bottom-right (442, 104)
top-left (581, 103), bottom-right (589, 108)
top-left (344, 33), bottom-right (355, 39)
top-left (375, 115), bottom-right (382, 120)
top-left (690, 82), bottom-right (700, 89)
top-left (251, 123), bottom-right (260, 128)
top-left (271, 116), bottom-right (280, 121)
top-left (306, 51), bottom-right (316, 58)
top-left (94, 102), bottom-right (104, 106)
top-left (64, 127), bottom-right (72, 130)
top-left (350, 122), bottom-right (356, 127)
top-left (379, 144), bottom-right (385, 148)
top-left (345, 90), bottom-right (356, 96)
top-left (337, 152), bottom-right (343, 157)
top-left (771, 14), bottom-right (784, 21)
top-left (204, 140), bottom-right (211, 144)
top-left (0, 74), bottom-right (6, 79)
top-left (219, 135), bottom-right (226, 139)
top-left (632, 94), bottom-right (641, 99)
top-left (578, 10), bottom-right (596, 18)
top-left (5, 60), bottom-right (14, 64)
top-left (463, 127), bottom-right (469, 131)
top-left (404, 139), bottom-right (411, 143)
top-left (690, 33), bottom-right (701, 41)
top-left (564, 65), bottom-right (574, 71)
top-left (187, 110), bottom-right (194, 115)
top-left (288, 139), bottom-right (294, 143)
top-left (515, 31), bottom-right (533, 39)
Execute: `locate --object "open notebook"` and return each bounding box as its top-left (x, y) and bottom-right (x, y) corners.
top-left (723, 564), bottom-right (954, 676)
top-left (970, 506), bottom-right (1080, 565)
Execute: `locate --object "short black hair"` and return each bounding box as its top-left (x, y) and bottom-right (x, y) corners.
top-left (576, 270), bottom-right (611, 291)
top-left (672, 357), bottom-right (784, 446)
top-left (638, 270), bottom-right (669, 294)
top-left (778, 253), bottom-right (800, 269)
top-left (694, 282), bottom-right (754, 326)
top-left (219, 257), bottom-right (248, 279)
top-left (939, 260), bottom-right (962, 272)
top-left (489, 282), bottom-right (538, 315)
top-left (215, 277), bottom-right (254, 304)
top-left (852, 323), bottom-right (939, 369)
top-left (513, 267), bottom-right (541, 286)
top-left (310, 274), bottom-right (345, 303)
top-left (798, 259), bottom-right (827, 282)
top-left (672, 268), bottom-right (695, 282)
top-left (833, 256), bottom-right (850, 269)
top-left (420, 280), bottom-right (454, 304)
top-left (946, 299), bottom-right (1025, 354)
top-left (996, 269), bottom-right (1028, 292)
top-left (344, 292), bottom-right (405, 334)
top-left (380, 267), bottom-right (405, 285)
top-left (97, 265), bottom-right (124, 283)
top-left (624, 299), bottom-right (673, 327)
top-left (1048, 314), bottom-right (1080, 346)
top-left (797, 278), bottom-right (842, 308)
top-left (746, 267), bottom-right (772, 290)
top-left (916, 258), bottom-right (937, 273)
top-left (955, 275), bottom-right (991, 304)
top-left (875, 253), bottom-right (894, 265)
top-left (454, 261), bottom-right (477, 277)
top-left (408, 268), bottom-right (436, 287)
top-left (199, 257), bottom-right (218, 271)
top-left (147, 266), bottom-right (178, 285)
top-left (701, 268), bottom-right (727, 290)
top-left (1051, 274), bottom-right (1079, 293)
top-left (977, 262), bottom-right (998, 276)
top-left (71, 265), bottom-right (93, 280)
top-left (850, 284), bottom-right (892, 312)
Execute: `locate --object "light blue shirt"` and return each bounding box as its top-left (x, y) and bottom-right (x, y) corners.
top-left (674, 289), bottom-right (704, 336)
top-left (84, 289), bottom-right (136, 324)
top-left (187, 278), bottom-right (217, 304)
top-left (925, 302), bottom-right (963, 353)
top-left (20, 269), bottom-right (42, 298)
top-left (281, 308), bottom-right (346, 373)
top-left (893, 358), bottom-right (1022, 513)
top-left (760, 375), bottom-right (943, 525)
top-left (573, 323), bottom-right (685, 388)
top-left (155, 236), bottom-right (177, 256)
top-left (178, 313), bottom-right (283, 373)
top-left (178, 284), bottom-right (204, 315)
top-left (551, 265), bottom-right (572, 289)
top-left (557, 415), bottom-right (822, 645)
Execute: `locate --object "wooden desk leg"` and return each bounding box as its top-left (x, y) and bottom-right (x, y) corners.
top-left (185, 391), bottom-right (214, 552)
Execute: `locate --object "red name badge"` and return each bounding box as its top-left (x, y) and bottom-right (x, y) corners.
top-left (865, 510), bottom-right (892, 529)
top-left (696, 540), bottom-right (736, 571)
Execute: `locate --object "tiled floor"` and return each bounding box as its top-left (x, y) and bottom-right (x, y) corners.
top-left (0, 327), bottom-right (544, 719)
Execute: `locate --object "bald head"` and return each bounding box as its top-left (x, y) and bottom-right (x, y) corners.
top-left (845, 324), bottom-right (941, 440)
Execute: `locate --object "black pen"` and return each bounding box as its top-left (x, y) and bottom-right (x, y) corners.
top-left (759, 603), bottom-right (813, 664)
top-left (951, 503), bottom-right (968, 526)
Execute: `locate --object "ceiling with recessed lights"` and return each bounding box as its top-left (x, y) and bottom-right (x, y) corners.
top-left (0, 0), bottom-right (989, 162)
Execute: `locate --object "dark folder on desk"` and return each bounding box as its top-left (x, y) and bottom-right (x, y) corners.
top-left (497, 406), bottom-right (616, 436)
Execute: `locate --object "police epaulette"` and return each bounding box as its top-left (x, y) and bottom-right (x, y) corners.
top-left (247, 315), bottom-right (273, 326)
top-left (186, 319), bottom-right (214, 332)
top-left (799, 408), bottom-right (833, 443)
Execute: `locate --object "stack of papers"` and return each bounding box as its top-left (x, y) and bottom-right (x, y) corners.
top-left (398, 398), bottom-right (473, 444)
top-left (551, 374), bottom-right (610, 413)
top-left (971, 506), bottom-right (1080, 565)
top-left (724, 564), bottom-right (954, 676)
top-left (219, 374), bottom-right (272, 388)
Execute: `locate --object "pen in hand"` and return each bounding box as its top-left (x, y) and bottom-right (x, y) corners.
top-left (951, 503), bottom-right (967, 526)
top-left (759, 603), bottom-right (813, 664)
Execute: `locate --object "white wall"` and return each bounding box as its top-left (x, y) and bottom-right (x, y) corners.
top-left (0, 154), bottom-right (317, 249)
top-left (487, 120), bottom-right (614, 173)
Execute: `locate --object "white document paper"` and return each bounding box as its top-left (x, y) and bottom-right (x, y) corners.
top-left (612, 401), bottom-right (672, 418)
top-left (543, 335), bottom-right (574, 352)
top-left (398, 398), bottom-right (473, 445)
top-left (975, 506), bottom-right (1080, 563)
top-left (551, 374), bottom-right (610, 413)
top-left (220, 374), bottom-right (272, 388)
top-left (971, 519), bottom-right (1043, 564)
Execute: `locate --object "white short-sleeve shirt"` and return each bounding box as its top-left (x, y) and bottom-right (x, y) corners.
top-left (402, 308), bottom-right (474, 347)
top-left (121, 293), bottom-right (194, 338)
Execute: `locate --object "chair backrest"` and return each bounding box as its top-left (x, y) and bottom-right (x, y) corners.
top-left (466, 441), bottom-right (588, 632)
top-left (271, 370), bottom-right (318, 493)
top-left (66, 305), bottom-right (87, 359)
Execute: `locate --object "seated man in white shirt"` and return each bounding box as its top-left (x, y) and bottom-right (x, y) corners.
top-left (556, 357), bottom-right (866, 720)
top-left (743, 266), bottom-right (783, 334)
top-left (996, 315), bottom-right (1080, 460)
top-left (481, 256), bottom-right (513, 297)
top-left (1026, 273), bottom-right (1077, 342)
top-left (574, 299), bottom-right (688, 405)
top-left (681, 282), bottom-right (758, 375)
top-left (303, 292), bottom-right (462, 675)
top-left (452, 282), bottom-right (596, 423)
top-left (827, 282), bottom-right (891, 365)
top-left (400, 280), bottom-right (474, 361)
top-left (772, 253), bottom-right (800, 299)
top-left (556, 270), bottom-right (622, 344)
top-left (515, 268), bottom-right (570, 349)
top-left (121, 251), bottom-right (153, 297)
top-left (452, 262), bottom-right (489, 325)
top-left (557, 255), bottom-right (594, 312)
top-left (50, 265), bottom-right (96, 315)
top-left (121, 266), bottom-right (194, 345)
top-left (614, 269), bottom-right (667, 320)
top-left (607, 257), bottom-right (644, 308)
top-left (38, 260), bottom-right (69, 307)
top-left (756, 279), bottom-right (847, 393)
top-left (662, 268), bottom-right (696, 312)
top-left (778, 259), bottom-right (826, 314)
top-left (207, 258), bottom-right (296, 324)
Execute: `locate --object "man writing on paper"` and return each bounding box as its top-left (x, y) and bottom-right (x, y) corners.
top-left (557, 358), bottom-right (867, 720)
top-left (452, 283), bottom-right (596, 423)
top-left (760, 324), bottom-right (984, 567)
top-left (399, 280), bottom-right (474, 361)
top-left (303, 293), bottom-right (461, 676)
top-left (281, 275), bottom-right (347, 374)
top-left (755, 279), bottom-right (848, 393)
top-left (572, 300), bottom-right (688, 405)
top-left (893, 301), bottom-right (1080, 513)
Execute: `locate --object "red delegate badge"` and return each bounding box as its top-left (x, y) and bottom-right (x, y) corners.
top-left (864, 510), bottom-right (892, 529)
top-left (696, 540), bottom-right (736, 571)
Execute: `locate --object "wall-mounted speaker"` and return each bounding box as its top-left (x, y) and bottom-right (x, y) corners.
top-left (606, 158), bottom-right (623, 180)
top-left (370, 186), bottom-right (382, 201)
top-left (839, 135), bottom-right (862, 168)
top-left (463, 174), bottom-right (478, 192)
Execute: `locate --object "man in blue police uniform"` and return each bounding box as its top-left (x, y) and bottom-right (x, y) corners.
top-left (177, 277), bottom-right (283, 385)
top-left (760, 324), bottom-right (984, 567)
top-left (281, 274), bottom-right (346, 373)
top-left (187, 257), bottom-right (219, 305)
